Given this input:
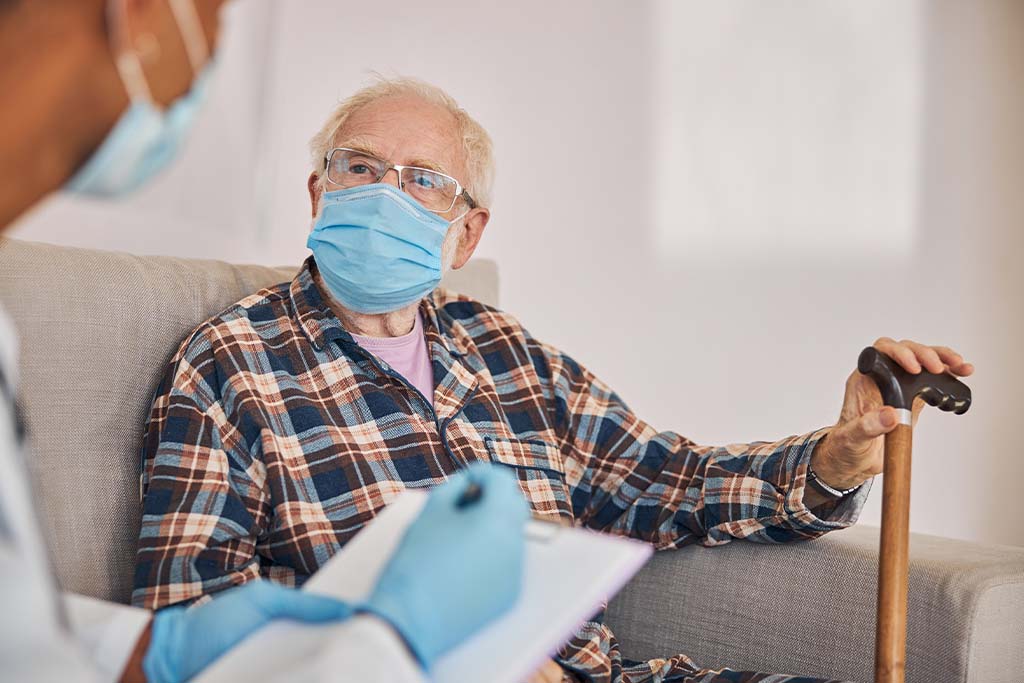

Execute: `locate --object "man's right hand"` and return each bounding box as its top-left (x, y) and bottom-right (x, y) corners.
top-left (360, 463), bottom-right (530, 669)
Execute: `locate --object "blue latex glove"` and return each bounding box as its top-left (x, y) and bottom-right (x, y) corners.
top-left (143, 580), bottom-right (353, 683)
top-left (359, 462), bottom-right (529, 669)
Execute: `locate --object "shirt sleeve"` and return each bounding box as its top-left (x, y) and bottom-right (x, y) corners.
top-left (536, 341), bottom-right (870, 548)
top-left (62, 593), bottom-right (151, 682)
top-left (133, 334), bottom-right (267, 609)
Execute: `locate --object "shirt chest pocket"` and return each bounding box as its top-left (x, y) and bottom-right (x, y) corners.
top-left (483, 436), bottom-right (573, 523)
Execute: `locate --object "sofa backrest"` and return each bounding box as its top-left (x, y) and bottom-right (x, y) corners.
top-left (0, 238), bottom-right (498, 604)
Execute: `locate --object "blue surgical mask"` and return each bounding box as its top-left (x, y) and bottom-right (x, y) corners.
top-left (307, 184), bottom-right (466, 315)
top-left (66, 0), bottom-right (213, 197)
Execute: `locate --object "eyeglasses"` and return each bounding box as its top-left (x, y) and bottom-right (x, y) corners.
top-left (323, 148), bottom-right (478, 214)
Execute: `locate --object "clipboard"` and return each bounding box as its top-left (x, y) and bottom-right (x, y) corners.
top-left (197, 490), bottom-right (653, 683)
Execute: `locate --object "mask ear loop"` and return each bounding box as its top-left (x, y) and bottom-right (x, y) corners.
top-left (107, 0), bottom-right (209, 107)
top-left (167, 0), bottom-right (209, 74)
top-left (108, 0), bottom-right (156, 105)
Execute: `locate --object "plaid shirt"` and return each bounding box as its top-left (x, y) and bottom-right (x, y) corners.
top-left (135, 257), bottom-right (866, 683)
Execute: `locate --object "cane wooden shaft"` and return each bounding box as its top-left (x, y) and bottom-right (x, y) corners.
top-left (875, 424), bottom-right (913, 683)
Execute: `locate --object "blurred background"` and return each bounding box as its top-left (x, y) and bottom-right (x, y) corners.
top-left (10, 0), bottom-right (1023, 546)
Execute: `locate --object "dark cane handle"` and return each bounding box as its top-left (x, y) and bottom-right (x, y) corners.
top-left (857, 347), bottom-right (972, 414)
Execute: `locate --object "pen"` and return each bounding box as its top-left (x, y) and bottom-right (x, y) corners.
top-left (456, 480), bottom-right (483, 508)
top-left (456, 480), bottom-right (560, 542)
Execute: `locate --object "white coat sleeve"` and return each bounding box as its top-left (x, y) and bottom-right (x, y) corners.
top-left (0, 546), bottom-right (101, 683)
top-left (0, 309), bottom-right (90, 681)
top-left (63, 593), bottom-right (151, 682)
top-left (1, 307), bottom-right (149, 682)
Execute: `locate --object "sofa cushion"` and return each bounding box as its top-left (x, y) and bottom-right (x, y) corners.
top-left (605, 523), bottom-right (1024, 683)
top-left (0, 238), bottom-right (497, 603)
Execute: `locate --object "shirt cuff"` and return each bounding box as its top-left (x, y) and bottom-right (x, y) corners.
top-left (62, 592), bottom-right (151, 682)
top-left (784, 428), bottom-right (872, 535)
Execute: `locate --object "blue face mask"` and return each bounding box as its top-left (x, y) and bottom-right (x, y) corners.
top-left (307, 184), bottom-right (466, 315)
top-left (66, 0), bottom-right (213, 197)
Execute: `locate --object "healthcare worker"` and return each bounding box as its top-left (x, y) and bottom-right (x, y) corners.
top-left (0, 1), bottom-right (528, 681)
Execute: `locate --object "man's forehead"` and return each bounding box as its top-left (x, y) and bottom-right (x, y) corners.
top-left (331, 96), bottom-right (465, 177)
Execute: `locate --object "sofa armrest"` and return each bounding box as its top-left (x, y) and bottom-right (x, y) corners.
top-left (604, 525), bottom-right (1024, 683)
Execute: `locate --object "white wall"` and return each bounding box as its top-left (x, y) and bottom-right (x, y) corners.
top-left (11, 0), bottom-right (1024, 546)
top-left (654, 2), bottom-right (924, 258)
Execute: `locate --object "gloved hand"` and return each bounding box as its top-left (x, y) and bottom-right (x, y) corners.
top-left (359, 462), bottom-right (529, 669)
top-left (143, 580), bottom-right (353, 683)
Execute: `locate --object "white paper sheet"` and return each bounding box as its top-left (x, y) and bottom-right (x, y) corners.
top-left (197, 490), bottom-right (652, 683)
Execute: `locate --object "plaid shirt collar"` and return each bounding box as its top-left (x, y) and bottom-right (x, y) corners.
top-left (289, 256), bottom-right (471, 359)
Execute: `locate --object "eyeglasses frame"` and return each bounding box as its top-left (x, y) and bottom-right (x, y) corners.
top-left (323, 147), bottom-right (478, 213)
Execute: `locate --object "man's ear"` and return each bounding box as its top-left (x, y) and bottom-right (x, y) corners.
top-left (451, 207), bottom-right (490, 270)
top-left (307, 172), bottom-right (321, 218)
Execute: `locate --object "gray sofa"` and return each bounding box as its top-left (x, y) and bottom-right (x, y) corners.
top-left (1, 238), bottom-right (1021, 683)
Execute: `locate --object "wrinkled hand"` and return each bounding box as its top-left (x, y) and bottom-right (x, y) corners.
top-left (360, 462), bottom-right (529, 670)
top-left (812, 338), bottom-right (974, 490)
top-left (143, 580), bottom-right (353, 683)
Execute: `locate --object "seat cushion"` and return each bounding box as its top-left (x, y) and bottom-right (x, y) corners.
top-left (605, 524), bottom-right (1024, 683)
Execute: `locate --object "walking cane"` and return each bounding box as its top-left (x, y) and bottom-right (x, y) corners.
top-left (856, 348), bottom-right (972, 683)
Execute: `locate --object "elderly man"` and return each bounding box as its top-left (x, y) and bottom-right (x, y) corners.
top-left (135, 77), bottom-right (973, 683)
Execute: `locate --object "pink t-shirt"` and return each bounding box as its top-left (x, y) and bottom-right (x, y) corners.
top-left (351, 312), bottom-right (434, 407)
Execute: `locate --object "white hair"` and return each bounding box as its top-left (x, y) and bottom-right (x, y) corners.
top-left (308, 76), bottom-right (495, 208)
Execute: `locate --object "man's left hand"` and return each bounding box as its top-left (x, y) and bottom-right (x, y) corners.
top-left (810, 338), bottom-right (974, 492)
